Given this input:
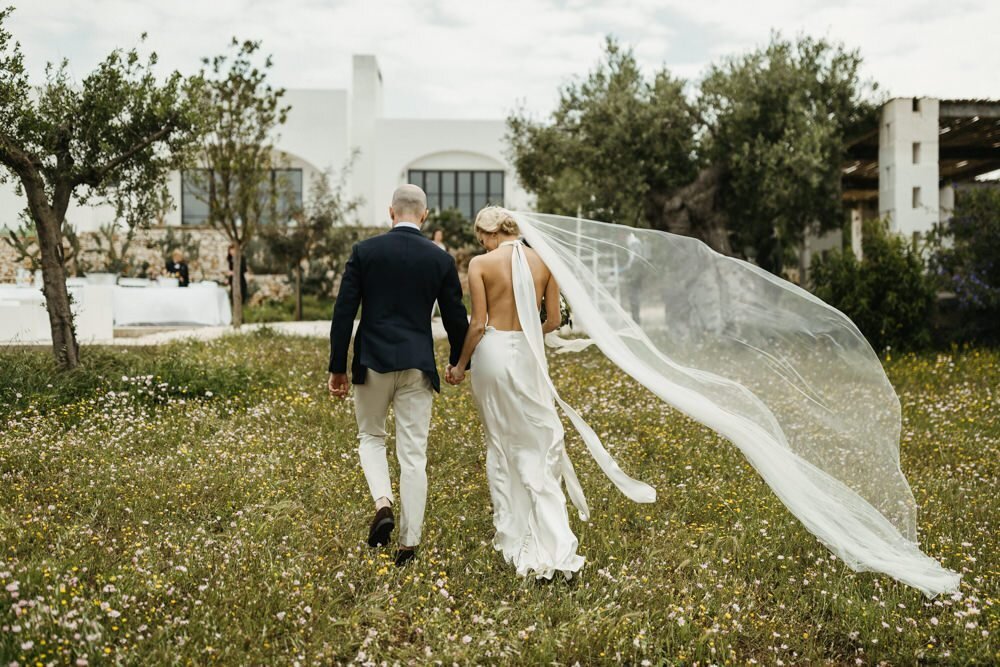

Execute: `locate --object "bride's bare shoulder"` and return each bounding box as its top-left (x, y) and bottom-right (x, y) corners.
top-left (523, 245), bottom-right (550, 273)
top-left (468, 253), bottom-right (497, 276)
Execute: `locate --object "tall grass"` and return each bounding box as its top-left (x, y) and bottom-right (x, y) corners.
top-left (0, 330), bottom-right (281, 420)
top-left (0, 337), bottom-right (996, 664)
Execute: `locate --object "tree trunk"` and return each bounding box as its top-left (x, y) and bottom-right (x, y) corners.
top-left (654, 164), bottom-right (734, 256)
top-left (294, 263), bottom-right (303, 322)
top-left (232, 244), bottom-right (244, 328)
top-left (35, 209), bottom-right (79, 370)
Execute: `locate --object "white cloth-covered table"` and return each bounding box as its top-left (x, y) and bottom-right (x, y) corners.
top-left (112, 283), bottom-right (232, 326)
top-left (0, 284), bottom-right (114, 343)
top-left (0, 285), bottom-right (45, 304)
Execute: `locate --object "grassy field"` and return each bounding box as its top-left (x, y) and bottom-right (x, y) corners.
top-left (243, 294), bottom-right (335, 324)
top-left (0, 333), bottom-right (996, 665)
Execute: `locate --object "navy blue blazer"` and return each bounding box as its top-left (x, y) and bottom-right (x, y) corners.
top-left (328, 225), bottom-right (469, 392)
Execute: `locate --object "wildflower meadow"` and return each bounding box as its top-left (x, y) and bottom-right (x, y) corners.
top-left (0, 331), bottom-right (996, 664)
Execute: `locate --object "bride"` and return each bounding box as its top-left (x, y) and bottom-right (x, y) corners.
top-left (446, 207), bottom-right (589, 578)
top-left (446, 205), bottom-right (960, 597)
top-left (446, 207), bottom-right (654, 579)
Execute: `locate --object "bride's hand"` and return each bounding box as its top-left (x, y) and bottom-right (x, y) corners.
top-left (446, 364), bottom-right (466, 385)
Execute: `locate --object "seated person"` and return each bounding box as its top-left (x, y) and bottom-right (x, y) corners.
top-left (165, 249), bottom-right (190, 287)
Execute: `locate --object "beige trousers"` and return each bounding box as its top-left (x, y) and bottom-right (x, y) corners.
top-left (355, 368), bottom-right (434, 546)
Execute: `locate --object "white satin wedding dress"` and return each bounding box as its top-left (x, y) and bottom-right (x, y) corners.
top-left (471, 240), bottom-right (655, 580)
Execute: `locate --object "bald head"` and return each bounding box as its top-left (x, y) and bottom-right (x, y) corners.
top-left (390, 184), bottom-right (428, 225)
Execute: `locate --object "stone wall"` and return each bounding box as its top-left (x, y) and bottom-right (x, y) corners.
top-left (1, 226), bottom-right (273, 287)
top-left (0, 240), bottom-right (19, 283)
top-left (122, 227), bottom-right (234, 283)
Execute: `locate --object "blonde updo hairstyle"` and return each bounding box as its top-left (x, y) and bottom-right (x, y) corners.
top-left (474, 206), bottom-right (520, 244)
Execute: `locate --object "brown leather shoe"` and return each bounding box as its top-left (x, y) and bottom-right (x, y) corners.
top-left (367, 506), bottom-right (394, 547)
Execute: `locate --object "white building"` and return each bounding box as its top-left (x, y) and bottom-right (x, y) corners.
top-left (843, 97), bottom-right (1000, 239)
top-left (0, 54), bottom-right (529, 233)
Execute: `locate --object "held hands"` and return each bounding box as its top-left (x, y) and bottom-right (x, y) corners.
top-left (328, 372), bottom-right (350, 398)
top-left (445, 364), bottom-right (466, 385)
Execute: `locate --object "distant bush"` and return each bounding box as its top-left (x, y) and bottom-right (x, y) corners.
top-left (426, 207), bottom-right (478, 251)
top-left (810, 218), bottom-right (934, 353)
top-left (928, 185), bottom-right (1000, 344)
top-left (244, 293), bottom-right (335, 323)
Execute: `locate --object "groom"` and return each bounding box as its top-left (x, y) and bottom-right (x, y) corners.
top-left (328, 184), bottom-right (469, 566)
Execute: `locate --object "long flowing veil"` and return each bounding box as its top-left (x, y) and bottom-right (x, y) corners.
top-left (511, 211), bottom-right (960, 598)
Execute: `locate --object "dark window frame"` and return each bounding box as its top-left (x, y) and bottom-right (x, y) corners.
top-left (407, 169), bottom-right (505, 220)
top-left (180, 168), bottom-right (305, 227)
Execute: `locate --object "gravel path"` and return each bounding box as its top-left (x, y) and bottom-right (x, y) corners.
top-left (110, 319), bottom-right (452, 346)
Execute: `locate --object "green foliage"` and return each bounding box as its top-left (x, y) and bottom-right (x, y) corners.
top-left (243, 293), bottom-right (335, 323)
top-left (0, 338), bottom-right (274, 421)
top-left (699, 34), bottom-right (880, 272)
top-left (506, 38), bottom-right (698, 228)
top-left (192, 39), bottom-right (289, 245)
top-left (259, 164), bottom-right (361, 315)
top-left (426, 207), bottom-right (477, 250)
top-left (0, 8), bottom-right (201, 368)
top-left (928, 185), bottom-right (1000, 342)
top-left (0, 19), bottom-right (200, 228)
top-left (191, 38), bottom-right (289, 324)
top-left (86, 221), bottom-right (137, 274)
top-left (810, 218), bottom-right (934, 352)
top-left (3, 219), bottom-right (38, 271)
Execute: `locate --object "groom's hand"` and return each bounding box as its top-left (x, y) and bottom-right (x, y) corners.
top-left (328, 372), bottom-right (350, 398)
top-left (446, 364), bottom-right (466, 385)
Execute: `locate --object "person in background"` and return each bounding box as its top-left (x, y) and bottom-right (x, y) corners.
top-left (623, 232), bottom-right (644, 323)
top-left (166, 249), bottom-right (190, 287)
top-left (226, 243), bottom-right (248, 304)
top-left (430, 229), bottom-right (449, 316)
top-left (431, 228), bottom-right (447, 252)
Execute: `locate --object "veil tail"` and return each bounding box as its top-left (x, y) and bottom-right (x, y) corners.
top-left (511, 212), bottom-right (960, 598)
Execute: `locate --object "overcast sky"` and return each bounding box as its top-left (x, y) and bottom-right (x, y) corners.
top-left (8, 0), bottom-right (999, 120)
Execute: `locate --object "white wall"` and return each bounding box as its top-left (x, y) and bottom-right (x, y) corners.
top-left (879, 97), bottom-right (940, 237)
top-left (349, 57), bottom-right (527, 226)
top-left (350, 55), bottom-right (382, 228)
top-left (370, 118), bottom-right (529, 226)
top-left (939, 184), bottom-right (955, 225)
top-left (0, 180), bottom-right (121, 234)
top-left (0, 54), bottom-right (528, 235)
top-left (280, 89), bottom-right (350, 176)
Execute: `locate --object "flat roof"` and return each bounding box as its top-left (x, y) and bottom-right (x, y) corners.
top-left (842, 99), bottom-right (1000, 201)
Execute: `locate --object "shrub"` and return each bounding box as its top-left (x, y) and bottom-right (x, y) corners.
top-left (928, 184), bottom-right (1000, 344)
top-left (426, 208), bottom-right (477, 252)
top-left (810, 218), bottom-right (934, 352)
top-left (244, 293), bottom-right (335, 323)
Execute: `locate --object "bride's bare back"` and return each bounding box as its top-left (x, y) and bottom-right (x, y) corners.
top-left (451, 239), bottom-right (562, 377)
top-left (471, 243), bottom-right (559, 332)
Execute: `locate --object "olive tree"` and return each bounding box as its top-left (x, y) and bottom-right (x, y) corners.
top-left (0, 9), bottom-right (199, 368)
top-left (191, 39), bottom-right (288, 327)
top-left (507, 38), bottom-right (698, 230)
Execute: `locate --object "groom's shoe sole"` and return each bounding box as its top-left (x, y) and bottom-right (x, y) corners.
top-left (367, 508), bottom-right (395, 548)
